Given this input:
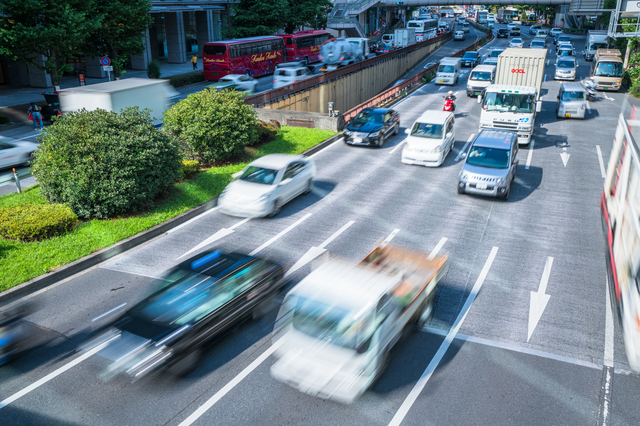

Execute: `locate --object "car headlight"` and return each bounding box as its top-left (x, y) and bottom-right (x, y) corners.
top-left (460, 173), bottom-right (469, 180)
top-left (432, 145), bottom-right (443, 153)
top-left (520, 125), bottom-right (532, 131)
top-left (369, 131), bottom-right (380, 138)
top-left (255, 194), bottom-right (270, 203)
top-left (496, 178), bottom-right (504, 185)
top-left (219, 188), bottom-right (229, 198)
top-left (344, 130), bottom-right (352, 136)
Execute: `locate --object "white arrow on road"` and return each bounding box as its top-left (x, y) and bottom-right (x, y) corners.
top-left (528, 256), bottom-right (554, 342)
top-left (560, 147), bottom-right (570, 167)
top-left (603, 92), bottom-right (615, 102)
top-left (284, 220), bottom-right (355, 277)
top-left (177, 217), bottom-right (250, 259)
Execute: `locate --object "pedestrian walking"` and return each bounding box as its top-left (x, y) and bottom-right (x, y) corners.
top-left (191, 55), bottom-right (198, 71)
top-left (28, 102), bottom-right (43, 130)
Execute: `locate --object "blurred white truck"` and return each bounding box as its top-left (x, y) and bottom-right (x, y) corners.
top-left (270, 242), bottom-right (448, 404)
top-left (58, 78), bottom-right (179, 125)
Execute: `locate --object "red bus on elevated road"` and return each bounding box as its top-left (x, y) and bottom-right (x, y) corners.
top-left (203, 36), bottom-right (285, 81)
top-left (277, 30), bottom-right (331, 64)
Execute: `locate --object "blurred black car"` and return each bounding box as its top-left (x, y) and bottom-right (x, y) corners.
top-left (39, 92), bottom-right (62, 122)
top-left (497, 28), bottom-right (509, 38)
top-left (343, 107), bottom-right (400, 147)
top-left (82, 250), bottom-right (284, 380)
top-left (0, 303), bottom-right (34, 366)
top-left (461, 51), bottom-right (480, 67)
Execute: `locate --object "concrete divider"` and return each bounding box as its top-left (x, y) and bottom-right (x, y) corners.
top-left (255, 109), bottom-right (344, 132)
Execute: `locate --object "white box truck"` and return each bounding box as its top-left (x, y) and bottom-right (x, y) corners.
top-left (583, 30), bottom-right (609, 61)
top-left (270, 242), bottom-right (448, 404)
top-left (58, 78), bottom-right (179, 125)
top-left (394, 28), bottom-right (416, 48)
top-left (479, 48), bottom-right (546, 145)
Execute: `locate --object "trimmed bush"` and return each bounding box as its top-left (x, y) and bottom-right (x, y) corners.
top-left (0, 115), bottom-right (10, 125)
top-left (255, 120), bottom-right (278, 144)
top-left (180, 160), bottom-right (200, 178)
top-left (147, 60), bottom-right (161, 79)
top-left (163, 89), bottom-right (258, 165)
top-left (168, 72), bottom-right (205, 88)
top-left (0, 204), bottom-right (77, 241)
top-left (31, 107), bottom-right (182, 219)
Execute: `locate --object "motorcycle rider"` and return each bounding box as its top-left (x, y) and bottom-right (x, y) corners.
top-left (444, 90), bottom-right (457, 111)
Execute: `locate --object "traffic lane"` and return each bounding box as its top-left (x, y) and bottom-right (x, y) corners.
top-left (168, 330), bottom-right (449, 426)
top-left (397, 338), bottom-right (601, 425)
top-left (612, 370), bottom-right (640, 425)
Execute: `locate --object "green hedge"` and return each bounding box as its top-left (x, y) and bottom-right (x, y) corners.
top-left (0, 204), bottom-right (77, 241)
top-left (0, 115), bottom-right (10, 125)
top-left (180, 160), bottom-right (200, 178)
top-left (168, 72), bottom-right (205, 88)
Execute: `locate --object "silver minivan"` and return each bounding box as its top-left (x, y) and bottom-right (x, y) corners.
top-left (458, 129), bottom-right (519, 200)
top-left (556, 82), bottom-right (587, 119)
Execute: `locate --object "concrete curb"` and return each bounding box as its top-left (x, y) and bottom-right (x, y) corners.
top-left (0, 132), bottom-right (343, 304)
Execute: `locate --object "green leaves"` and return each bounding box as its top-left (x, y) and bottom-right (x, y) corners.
top-left (231, 0), bottom-right (331, 37)
top-left (0, 204), bottom-right (77, 241)
top-left (31, 108), bottom-right (182, 219)
top-left (163, 89), bottom-right (258, 166)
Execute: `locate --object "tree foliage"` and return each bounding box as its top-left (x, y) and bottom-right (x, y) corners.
top-left (232, 0), bottom-right (332, 37)
top-left (0, 0), bottom-right (101, 87)
top-left (32, 108), bottom-right (181, 219)
top-left (163, 89), bottom-right (258, 165)
top-left (282, 0), bottom-right (333, 34)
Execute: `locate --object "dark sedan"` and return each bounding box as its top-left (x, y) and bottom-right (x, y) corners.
top-left (343, 107), bottom-right (400, 147)
top-left (497, 28), bottom-right (509, 38)
top-left (461, 51), bottom-right (480, 67)
top-left (82, 250), bottom-right (284, 380)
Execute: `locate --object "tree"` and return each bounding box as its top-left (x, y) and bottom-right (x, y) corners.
top-left (84, 0), bottom-right (153, 80)
top-left (231, 0), bottom-right (288, 38)
top-left (282, 0), bottom-right (333, 33)
top-left (32, 107), bottom-right (182, 219)
top-left (0, 0), bottom-right (101, 90)
top-left (163, 89), bottom-right (258, 165)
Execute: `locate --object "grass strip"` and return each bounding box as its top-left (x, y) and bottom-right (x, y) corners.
top-left (0, 126), bottom-right (335, 292)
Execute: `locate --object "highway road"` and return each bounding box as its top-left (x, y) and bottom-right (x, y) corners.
top-left (1, 21), bottom-right (639, 425)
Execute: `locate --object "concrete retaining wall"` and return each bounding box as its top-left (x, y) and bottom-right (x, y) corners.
top-left (255, 109), bottom-right (344, 132)
top-left (260, 39), bottom-right (447, 114)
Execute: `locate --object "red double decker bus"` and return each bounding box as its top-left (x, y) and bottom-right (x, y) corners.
top-left (203, 36), bottom-right (285, 81)
top-left (277, 30), bottom-right (331, 64)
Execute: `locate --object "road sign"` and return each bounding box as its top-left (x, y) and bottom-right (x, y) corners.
top-left (102, 65), bottom-right (113, 72)
top-left (100, 57), bottom-right (111, 66)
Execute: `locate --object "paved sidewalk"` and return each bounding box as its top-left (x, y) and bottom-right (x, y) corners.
top-left (0, 59), bottom-right (202, 124)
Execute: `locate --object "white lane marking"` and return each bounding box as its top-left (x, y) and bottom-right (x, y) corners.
top-left (249, 213), bottom-right (312, 256)
top-left (91, 303), bottom-right (127, 322)
top-left (178, 339), bottom-right (284, 426)
top-left (0, 132), bottom-right (42, 142)
top-left (421, 326), bottom-right (601, 370)
top-left (546, 59), bottom-right (549, 66)
top-left (177, 217), bottom-right (251, 259)
top-left (0, 335), bottom-right (118, 410)
top-left (382, 229), bottom-right (400, 246)
top-left (596, 145), bottom-right (607, 179)
top-left (307, 137), bottom-right (343, 159)
top-left (389, 246), bottom-right (499, 426)
top-left (543, 74), bottom-right (547, 82)
top-left (601, 366), bottom-right (613, 425)
top-left (528, 256), bottom-right (553, 342)
top-left (586, 100), bottom-right (592, 113)
top-left (167, 207), bottom-right (219, 234)
top-left (603, 92), bottom-right (615, 102)
top-left (525, 139), bottom-right (535, 170)
top-left (604, 275), bottom-right (615, 367)
top-left (389, 141), bottom-right (405, 155)
top-left (427, 237), bottom-right (447, 261)
top-left (560, 148), bottom-right (570, 167)
top-left (455, 133), bottom-right (475, 161)
top-left (284, 220), bottom-right (355, 277)
top-left (438, 86), bottom-right (446, 91)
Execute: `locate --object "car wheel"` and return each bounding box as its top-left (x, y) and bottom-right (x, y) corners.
top-left (304, 179), bottom-right (313, 194)
top-left (393, 123), bottom-right (399, 135)
top-left (268, 200), bottom-right (281, 218)
top-left (168, 348), bottom-right (201, 377)
top-left (457, 184), bottom-right (465, 194)
top-left (503, 186), bottom-right (511, 201)
top-left (23, 152), bottom-right (35, 166)
top-left (245, 69), bottom-right (251, 77)
top-left (377, 134), bottom-right (385, 147)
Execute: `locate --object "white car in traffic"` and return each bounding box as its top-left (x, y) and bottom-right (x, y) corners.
top-left (218, 154), bottom-right (316, 218)
top-left (0, 140), bottom-right (39, 170)
top-left (272, 66), bottom-right (313, 89)
top-left (401, 110), bottom-right (455, 167)
top-left (509, 38), bottom-right (524, 48)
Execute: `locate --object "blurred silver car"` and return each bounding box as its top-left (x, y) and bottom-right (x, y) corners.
top-left (218, 154), bottom-right (316, 218)
top-left (0, 140), bottom-right (39, 169)
top-left (206, 74), bottom-right (258, 93)
top-left (509, 38), bottom-right (524, 48)
top-left (555, 57), bottom-right (578, 81)
top-left (556, 82), bottom-right (587, 119)
top-left (272, 66), bottom-right (313, 89)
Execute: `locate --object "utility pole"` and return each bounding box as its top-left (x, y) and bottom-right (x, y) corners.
top-left (227, 0), bottom-right (232, 39)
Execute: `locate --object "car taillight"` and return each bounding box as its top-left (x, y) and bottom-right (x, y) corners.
top-left (339, 57), bottom-right (344, 61)
top-left (319, 56), bottom-right (323, 60)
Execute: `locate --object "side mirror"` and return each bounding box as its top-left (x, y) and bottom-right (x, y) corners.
top-left (536, 101), bottom-right (542, 113)
top-left (232, 171), bottom-right (243, 179)
top-left (446, 132), bottom-right (453, 139)
top-left (460, 151), bottom-right (467, 158)
top-left (405, 128), bottom-right (411, 135)
top-left (279, 178), bottom-right (292, 186)
top-left (356, 334), bottom-right (372, 354)
top-left (477, 96), bottom-right (482, 104)
top-left (513, 158), bottom-right (519, 165)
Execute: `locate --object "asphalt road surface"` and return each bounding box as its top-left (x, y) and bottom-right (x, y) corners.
top-left (1, 21), bottom-right (638, 426)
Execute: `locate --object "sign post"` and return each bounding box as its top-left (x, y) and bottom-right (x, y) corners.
top-left (100, 57), bottom-right (112, 81)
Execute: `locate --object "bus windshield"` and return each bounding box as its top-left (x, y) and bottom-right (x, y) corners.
top-left (203, 45), bottom-right (227, 56)
top-left (595, 62), bottom-right (623, 77)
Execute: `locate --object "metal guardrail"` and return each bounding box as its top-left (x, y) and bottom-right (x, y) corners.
top-left (342, 32), bottom-right (494, 122)
top-left (244, 33), bottom-right (451, 108)
top-left (0, 168), bottom-right (32, 193)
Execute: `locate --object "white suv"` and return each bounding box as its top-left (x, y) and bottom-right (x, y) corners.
top-left (272, 66), bottom-right (313, 89)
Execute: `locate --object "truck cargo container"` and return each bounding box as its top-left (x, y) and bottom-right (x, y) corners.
top-left (583, 30), bottom-right (609, 61)
top-left (58, 78), bottom-right (179, 126)
top-left (393, 28), bottom-right (416, 48)
top-left (479, 48), bottom-right (545, 145)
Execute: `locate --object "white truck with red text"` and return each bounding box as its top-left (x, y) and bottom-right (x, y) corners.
top-left (270, 243), bottom-right (448, 403)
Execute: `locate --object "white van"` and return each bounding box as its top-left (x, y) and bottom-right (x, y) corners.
top-left (402, 110), bottom-right (455, 167)
top-left (272, 66), bottom-right (313, 89)
top-left (467, 64), bottom-right (496, 97)
top-left (381, 33), bottom-right (394, 46)
top-left (435, 57), bottom-right (461, 85)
